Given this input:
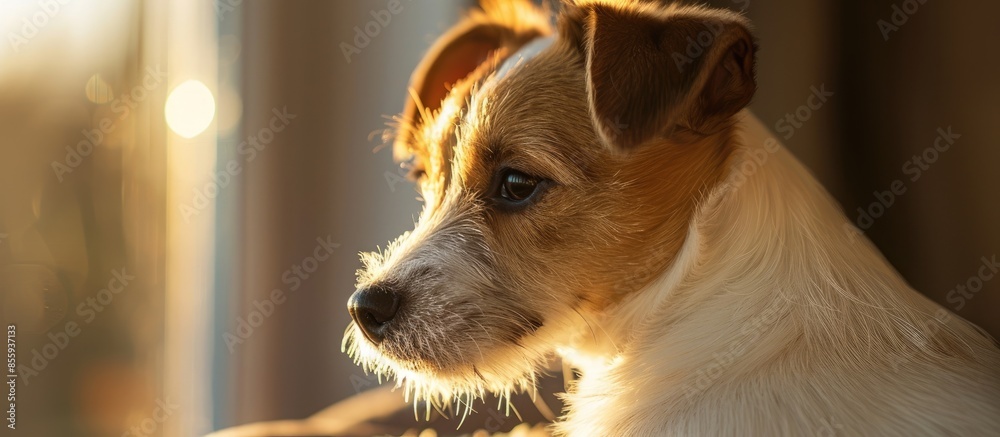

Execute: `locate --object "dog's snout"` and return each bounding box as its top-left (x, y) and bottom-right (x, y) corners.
top-left (348, 286), bottom-right (401, 344)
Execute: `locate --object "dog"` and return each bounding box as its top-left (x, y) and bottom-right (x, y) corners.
top-left (344, 0), bottom-right (1000, 435)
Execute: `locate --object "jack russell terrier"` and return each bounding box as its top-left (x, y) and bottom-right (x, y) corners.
top-left (344, 0), bottom-right (1000, 435)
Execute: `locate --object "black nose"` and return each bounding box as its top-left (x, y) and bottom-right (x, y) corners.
top-left (348, 286), bottom-right (401, 344)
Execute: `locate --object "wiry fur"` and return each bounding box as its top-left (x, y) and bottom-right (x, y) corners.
top-left (346, 1), bottom-right (1000, 435)
top-left (556, 111), bottom-right (1000, 435)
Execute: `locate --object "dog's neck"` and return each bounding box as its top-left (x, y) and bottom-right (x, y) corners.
top-left (549, 110), bottom-right (996, 436)
top-left (552, 110), bottom-right (851, 434)
top-left (559, 109), bottom-right (914, 374)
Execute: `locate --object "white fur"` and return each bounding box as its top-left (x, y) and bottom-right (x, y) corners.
top-left (555, 110), bottom-right (1000, 436)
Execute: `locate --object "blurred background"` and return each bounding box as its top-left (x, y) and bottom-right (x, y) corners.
top-left (0, 0), bottom-right (996, 436)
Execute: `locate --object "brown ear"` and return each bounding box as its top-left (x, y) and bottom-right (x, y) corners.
top-left (583, 4), bottom-right (756, 150)
top-left (394, 2), bottom-right (549, 161)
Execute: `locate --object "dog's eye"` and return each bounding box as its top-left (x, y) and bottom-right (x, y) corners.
top-left (498, 169), bottom-right (540, 203)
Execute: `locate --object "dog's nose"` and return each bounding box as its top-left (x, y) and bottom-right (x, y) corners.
top-left (348, 286), bottom-right (401, 344)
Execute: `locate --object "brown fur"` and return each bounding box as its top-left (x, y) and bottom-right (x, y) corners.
top-left (342, 2), bottom-right (1000, 436)
top-left (349, 0), bottom-right (754, 417)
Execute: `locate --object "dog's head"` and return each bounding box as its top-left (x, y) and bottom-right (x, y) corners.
top-left (345, 0), bottom-right (755, 405)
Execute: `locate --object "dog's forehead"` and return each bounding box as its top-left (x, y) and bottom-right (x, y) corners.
top-left (416, 35), bottom-right (556, 153)
top-left (457, 37), bottom-right (596, 183)
top-left (459, 35), bottom-right (562, 158)
top-left (415, 33), bottom-right (596, 198)
top-left (482, 35), bottom-right (556, 93)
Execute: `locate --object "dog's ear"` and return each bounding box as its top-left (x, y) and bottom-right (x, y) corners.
top-left (583, 4), bottom-right (756, 150)
top-left (394, 2), bottom-right (549, 161)
top-left (407, 23), bottom-right (506, 120)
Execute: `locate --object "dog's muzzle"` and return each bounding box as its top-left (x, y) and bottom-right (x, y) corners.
top-left (348, 285), bottom-right (401, 344)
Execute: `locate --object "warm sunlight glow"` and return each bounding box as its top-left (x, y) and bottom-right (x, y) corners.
top-left (165, 80), bottom-right (215, 138)
top-left (85, 74), bottom-right (114, 104)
